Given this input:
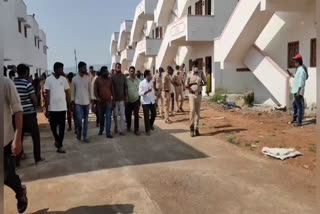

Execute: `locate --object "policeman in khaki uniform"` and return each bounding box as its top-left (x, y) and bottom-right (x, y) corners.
top-left (162, 66), bottom-right (174, 124)
top-left (153, 67), bottom-right (164, 118)
top-left (172, 65), bottom-right (184, 112)
top-left (186, 61), bottom-right (206, 137)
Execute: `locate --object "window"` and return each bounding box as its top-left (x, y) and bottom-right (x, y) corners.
top-left (310, 38), bottom-right (316, 67)
top-left (195, 0), bottom-right (203, 15)
top-left (43, 46), bottom-right (47, 55)
top-left (236, 68), bottom-right (251, 72)
top-left (288, 41), bottom-right (299, 68)
top-left (24, 26), bottom-right (27, 38)
top-left (205, 0), bottom-right (211, 15)
top-left (18, 20), bottom-right (22, 33)
top-left (34, 36), bottom-right (37, 47)
top-left (38, 40), bottom-right (40, 49)
top-left (188, 6), bottom-right (192, 15)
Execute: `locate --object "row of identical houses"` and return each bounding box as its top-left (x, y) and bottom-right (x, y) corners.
top-left (110, 0), bottom-right (316, 108)
top-left (1, 0), bottom-right (48, 76)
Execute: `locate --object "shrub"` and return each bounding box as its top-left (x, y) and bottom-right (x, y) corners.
top-left (210, 94), bottom-right (227, 103)
top-left (244, 91), bottom-right (254, 107)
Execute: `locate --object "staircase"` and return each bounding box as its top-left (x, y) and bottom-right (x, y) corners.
top-left (244, 46), bottom-right (289, 107)
top-left (156, 25), bottom-right (179, 69)
top-left (214, 0), bottom-right (274, 66)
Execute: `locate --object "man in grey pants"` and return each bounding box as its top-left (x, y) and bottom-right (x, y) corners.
top-left (111, 63), bottom-right (128, 136)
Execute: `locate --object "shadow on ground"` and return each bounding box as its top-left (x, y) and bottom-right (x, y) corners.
top-left (18, 118), bottom-right (208, 182)
top-left (201, 128), bottom-right (247, 136)
top-left (31, 204), bottom-right (134, 214)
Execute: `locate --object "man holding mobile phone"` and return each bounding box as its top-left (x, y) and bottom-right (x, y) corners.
top-left (290, 54), bottom-right (308, 127)
top-left (139, 70), bottom-right (157, 136)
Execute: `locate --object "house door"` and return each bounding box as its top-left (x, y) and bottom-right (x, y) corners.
top-left (205, 56), bottom-right (212, 92)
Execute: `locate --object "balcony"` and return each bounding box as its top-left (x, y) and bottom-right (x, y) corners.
top-left (132, 38), bottom-right (162, 67)
top-left (120, 48), bottom-right (135, 63)
top-left (136, 38), bottom-right (162, 56)
top-left (110, 32), bottom-right (119, 56)
top-left (169, 15), bottom-right (217, 43)
top-left (130, 0), bottom-right (158, 45)
top-left (154, 0), bottom-right (175, 27)
top-left (117, 20), bottom-right (133, 52)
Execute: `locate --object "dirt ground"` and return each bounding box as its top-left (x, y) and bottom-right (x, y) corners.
top-left (172, 100), bottom-right (317, 172)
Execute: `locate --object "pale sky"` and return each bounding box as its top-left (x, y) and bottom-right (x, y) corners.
top-left (26, 0), bottom-right (140, 70)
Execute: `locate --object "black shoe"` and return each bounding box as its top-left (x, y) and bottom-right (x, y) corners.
top-left (98, 131), bottom-right (103, 136)
top-left (67, 127), bottom-right (72, 131)
top-left (35, 158), bottom-right (46, 165)
top-left (150, 126), bottom-right (155, 131)
top-left (119, 132), bottom-right (125, 136)
top-left (77, 133), bottom-right (81, 141)
top-left (190, 127), bottom-right (195, 137)
top-left (17, 185), bottom-right (28, 213)
top-left (83, 139), bottom-right (90, 143)
top-left (146, 131), bottom-right (151, 136)
top-left (107, 135), bottom-right (113, 139)
top-left (127, 128), bottom-right (131, 132)
top-left (57, 148), bottom-right (66, 154)
top-left (195, 129), bottom-right (200, 136)
top-left (135, 131), bottom-right (141, 136)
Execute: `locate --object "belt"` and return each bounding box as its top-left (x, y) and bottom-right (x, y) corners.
top-left (162, 90), bottom-right (170, 93)
top-left (190, 91), bottom-right (202, 95)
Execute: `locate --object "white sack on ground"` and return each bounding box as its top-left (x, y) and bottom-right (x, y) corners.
top-left (262, 147), bottom-right (303, 160)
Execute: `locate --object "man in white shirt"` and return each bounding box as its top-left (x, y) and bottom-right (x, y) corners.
top-left (139, 70), bottom-right (157, 136)
top-left (44, 62), bottom-right (70, 153)
top-left (72, 61), bottom-right (92, 143)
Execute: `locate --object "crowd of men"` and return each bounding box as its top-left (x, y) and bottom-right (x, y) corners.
top-left (2, 53), bottom-right (308, 213)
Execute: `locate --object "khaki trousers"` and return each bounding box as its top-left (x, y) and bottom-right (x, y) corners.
top-left (162, 91), bottom-right (171, 121)
top-left (189, 94), bottom-right (202, 129)
top-left (156, 91), bottom-right (164, 117)
top-left (175, 86), bottom-right (184, 110)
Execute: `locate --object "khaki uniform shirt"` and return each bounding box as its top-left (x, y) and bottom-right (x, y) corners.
top-left (186, 71), bottom-right (206, 93)
top-left (154, 73), bottom-right (162, 90)
top-left (172, 71), bottom-right (183, 86)
top-left (162, 72), bottom-right (172, 92)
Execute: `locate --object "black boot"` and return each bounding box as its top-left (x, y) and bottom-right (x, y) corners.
top-left (195, 129), bottom-right (200, 136)
top-left (190, 126), bottom-right (195, 137)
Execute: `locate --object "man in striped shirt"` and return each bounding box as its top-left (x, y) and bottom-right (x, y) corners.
top-left (14, 64), bottom-right (44, 165)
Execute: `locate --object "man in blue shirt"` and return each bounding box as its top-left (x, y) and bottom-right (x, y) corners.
top-left (291, 54), bottom-right (308, 127)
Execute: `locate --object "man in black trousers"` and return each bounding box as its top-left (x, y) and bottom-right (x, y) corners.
top-left (14, 64), bottom-right (44, 165)
top-left (139, 70), bottom-right (157, 136)
top-left (44, 62), bottom-right (70, 153)
top-left (125, 66), bottom-right (141, 135)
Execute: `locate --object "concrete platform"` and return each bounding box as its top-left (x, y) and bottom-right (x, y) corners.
top-left (4, 114), bottom-right (317, 214)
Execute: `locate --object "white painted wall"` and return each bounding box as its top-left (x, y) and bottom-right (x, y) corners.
top-left (256, 11), bottom-right (317, 106)
top-left (1, 0), bottom-right (47, 76)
